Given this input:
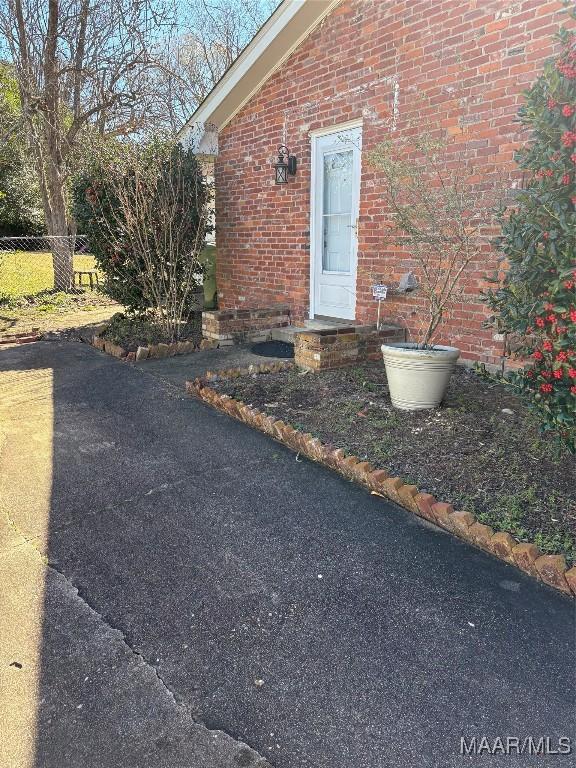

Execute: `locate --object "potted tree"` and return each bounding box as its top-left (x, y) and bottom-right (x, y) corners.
top-left (369, 135), bottom-right (499, 410)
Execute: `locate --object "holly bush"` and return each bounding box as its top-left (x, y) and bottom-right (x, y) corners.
top-left (485, 8), bottom-right (576, 452)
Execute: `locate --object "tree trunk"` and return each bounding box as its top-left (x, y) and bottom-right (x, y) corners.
top-left (43, 0), bottom-right (73, 292)
top-left (44, 162), bottom-right (73, 292)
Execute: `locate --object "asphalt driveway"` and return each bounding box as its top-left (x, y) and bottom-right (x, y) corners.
top-left (1, 340), bottom-right (574, 768)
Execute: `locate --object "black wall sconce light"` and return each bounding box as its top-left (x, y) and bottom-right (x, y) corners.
top-left (274, 145), bottom-right (297, 184)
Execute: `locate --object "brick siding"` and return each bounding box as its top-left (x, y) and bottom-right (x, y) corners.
top-left (215, 0), bottom-right (571, 365)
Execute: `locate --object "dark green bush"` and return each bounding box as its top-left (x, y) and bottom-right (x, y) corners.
top-left (484, 11), bottom-right (576, 452)
top-left (0, 64), bottom-right (44, 236)
top-left (73, 140), bottom-right (211, 322)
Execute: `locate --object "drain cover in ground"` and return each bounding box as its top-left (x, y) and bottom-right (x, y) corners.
top-left (251, 340), bottom-right (294, 358)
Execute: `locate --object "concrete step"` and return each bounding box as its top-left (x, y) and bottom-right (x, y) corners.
top-left (271, 319), bottom-right (354, 344)
top-left (304, 318), bottom-right (353, 330)
top-left (272, 319), bottom-right (373, 344)
top-left (270, 326), bottom-right (305, 343)
top-left (271, 319), bottom-right (357, 344)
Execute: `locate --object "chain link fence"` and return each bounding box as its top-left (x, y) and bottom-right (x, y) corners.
top-left (0, 235), bottom-right (100, 300)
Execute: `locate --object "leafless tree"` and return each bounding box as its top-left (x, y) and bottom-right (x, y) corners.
top-left (154, 0), bottom-right (279, 132)
top-left (0, 0), bottom-right (175, 289)
top-left (0, 0), bottom-right (278, 287)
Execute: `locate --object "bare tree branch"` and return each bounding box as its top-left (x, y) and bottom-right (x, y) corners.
top-left (150, 0), bottom-right (279, 132)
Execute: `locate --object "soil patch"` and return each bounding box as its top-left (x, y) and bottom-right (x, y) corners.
top-left (101, 313), bottom-right (202, 353)
top-left (212, 362), bottom-right (576, 564)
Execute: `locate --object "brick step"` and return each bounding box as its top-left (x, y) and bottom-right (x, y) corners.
top-left (294, 323), bottom-right (406, 370)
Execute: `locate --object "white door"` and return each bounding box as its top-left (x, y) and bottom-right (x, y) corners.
top-left (311, 125), bottom-right (362, 321)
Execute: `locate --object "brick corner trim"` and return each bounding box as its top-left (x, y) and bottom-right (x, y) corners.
top-left (294, 324), bottom-right (405, 370)
top-left (202, 305), bottom-right (290, 346)
top-left (187, 366), bottom-right (575, 598)
top-left (88, 323), bottom-right (217, 361)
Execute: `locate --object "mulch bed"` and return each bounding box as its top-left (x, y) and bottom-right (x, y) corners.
top-left (101, 313), bottom-right (202, 353)
top-left (212, 362), bottom-right (576, 565)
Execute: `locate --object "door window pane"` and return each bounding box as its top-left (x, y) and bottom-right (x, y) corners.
top-left (322, 150), bottom-right (353, 272)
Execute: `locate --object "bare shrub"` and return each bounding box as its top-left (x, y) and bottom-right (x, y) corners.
top-left (76, 140), bottom-right (212, 341)
top-left (368, 134), bottom-right (502, 348)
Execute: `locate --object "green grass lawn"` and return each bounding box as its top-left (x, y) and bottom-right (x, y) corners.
top-left (0, 246), bottom-right (215, 336)
top-left (0, 250), bottom-right (118, 336)
top-left (0, 250), bottom-right (99, 297)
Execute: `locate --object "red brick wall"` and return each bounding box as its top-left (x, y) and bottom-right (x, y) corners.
top-left (215, 0), bottom-right (570, 364)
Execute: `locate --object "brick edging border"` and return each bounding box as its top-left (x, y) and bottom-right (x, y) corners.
top-left (186, 364), bottom-right (576, 598)
top-left (88, 323), bottom-right (217, 361)
top-left (0, 330), bottom-right (42, 345)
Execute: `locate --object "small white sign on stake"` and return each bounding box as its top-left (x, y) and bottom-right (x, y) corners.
top-left (372, 284), bottom-right (388, 331)
top-left (372, 284), bottom-right (388, 301)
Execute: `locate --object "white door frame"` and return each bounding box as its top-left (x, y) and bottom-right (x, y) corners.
top-left (309, 119), bottom-right (363, 320)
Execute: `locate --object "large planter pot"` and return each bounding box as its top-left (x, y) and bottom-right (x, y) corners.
top-left (381, 342), bottom-right (460, 410)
